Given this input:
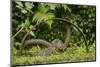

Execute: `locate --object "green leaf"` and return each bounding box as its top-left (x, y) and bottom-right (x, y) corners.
top-left (15, 42), bottom-right (21, 46)
top-left (21, 9), bottom-right (27, 14)
top-left (15, 1), bottom-right (23, 7)
top-left (25, 2), bottom-right (34, 9)
top-left (38, 3), bottom-right (49, 13)
top-left (62, 5), bottom-right (71, 13)
top-left (25, 28), bottom-right (30, 32)
top-left (16, 5), bottom-right (23, 10)
top-left (29, 31), bottom-right (36, 37)
top-left (29, 25), bottom-right (36, 30)
top-left (32, 11), bottom-right (55, 29)
top-left (21, 23), bottom-right (25, 28)
top-left (24, 18), bottom-right (30, 28)
top-left (46, 20), bottom-right (53, 29)
top-left (12, 47), bottom-right (17, 55)
top-left (46, 4), bottom-right (57, 10)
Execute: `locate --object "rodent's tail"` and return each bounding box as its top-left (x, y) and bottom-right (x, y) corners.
top-left (23, 39), bottom-right (52, 48)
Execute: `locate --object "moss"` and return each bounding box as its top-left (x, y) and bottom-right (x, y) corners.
top-left (11, 45), bottom-right (96, 66)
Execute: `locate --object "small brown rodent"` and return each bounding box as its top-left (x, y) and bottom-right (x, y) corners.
top-left (38, 39), bottom-right (66, 56)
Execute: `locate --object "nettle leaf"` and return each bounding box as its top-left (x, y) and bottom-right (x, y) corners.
top-left (25, 28), bottom-right (30, 32)
top-left (29, 25), bottom-right (36, 30)
top-left (15, 1), bottom-right (23, 7)
top-left (24, 18), bottom-right (30, 28)
top-left (29, 31), bottom-right (36, 37)
top-left (21, 9), bottom-right (27, 14)
top-left (23, 18), bottom-right (30, 32)
top-left (25, 2), bottom-right (34, 9)
top-left (16, 5), bottom-right (23, 10)
top-left (21, 23), bottom-right (25, 28)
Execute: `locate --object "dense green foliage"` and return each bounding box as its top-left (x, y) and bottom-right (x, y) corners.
top-left (11, 1), bottom-right (96, 66)
top-left (12, 44), bottom-right (95, 65)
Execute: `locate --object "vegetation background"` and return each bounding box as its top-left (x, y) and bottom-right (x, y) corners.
top-left (11, 1), bottom-right (96, 66)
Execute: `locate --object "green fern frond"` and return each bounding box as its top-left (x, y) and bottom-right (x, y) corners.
top-left (32, 12), bottom-right (55, 28)
top-left (32, 3), bottom-right (55, 28)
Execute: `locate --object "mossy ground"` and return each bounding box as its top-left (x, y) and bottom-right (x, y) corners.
top-left (11, 44), bottom-right (96, 66)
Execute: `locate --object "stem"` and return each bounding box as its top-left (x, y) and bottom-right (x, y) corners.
top-left (12, 27), bottom-right (23, 39)
top-left (22, 32), bottom-right (29, 45)
top-left (64, 23), bottom-right (71, 47)
top-left (21, 32), bottom-right (29, 50)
